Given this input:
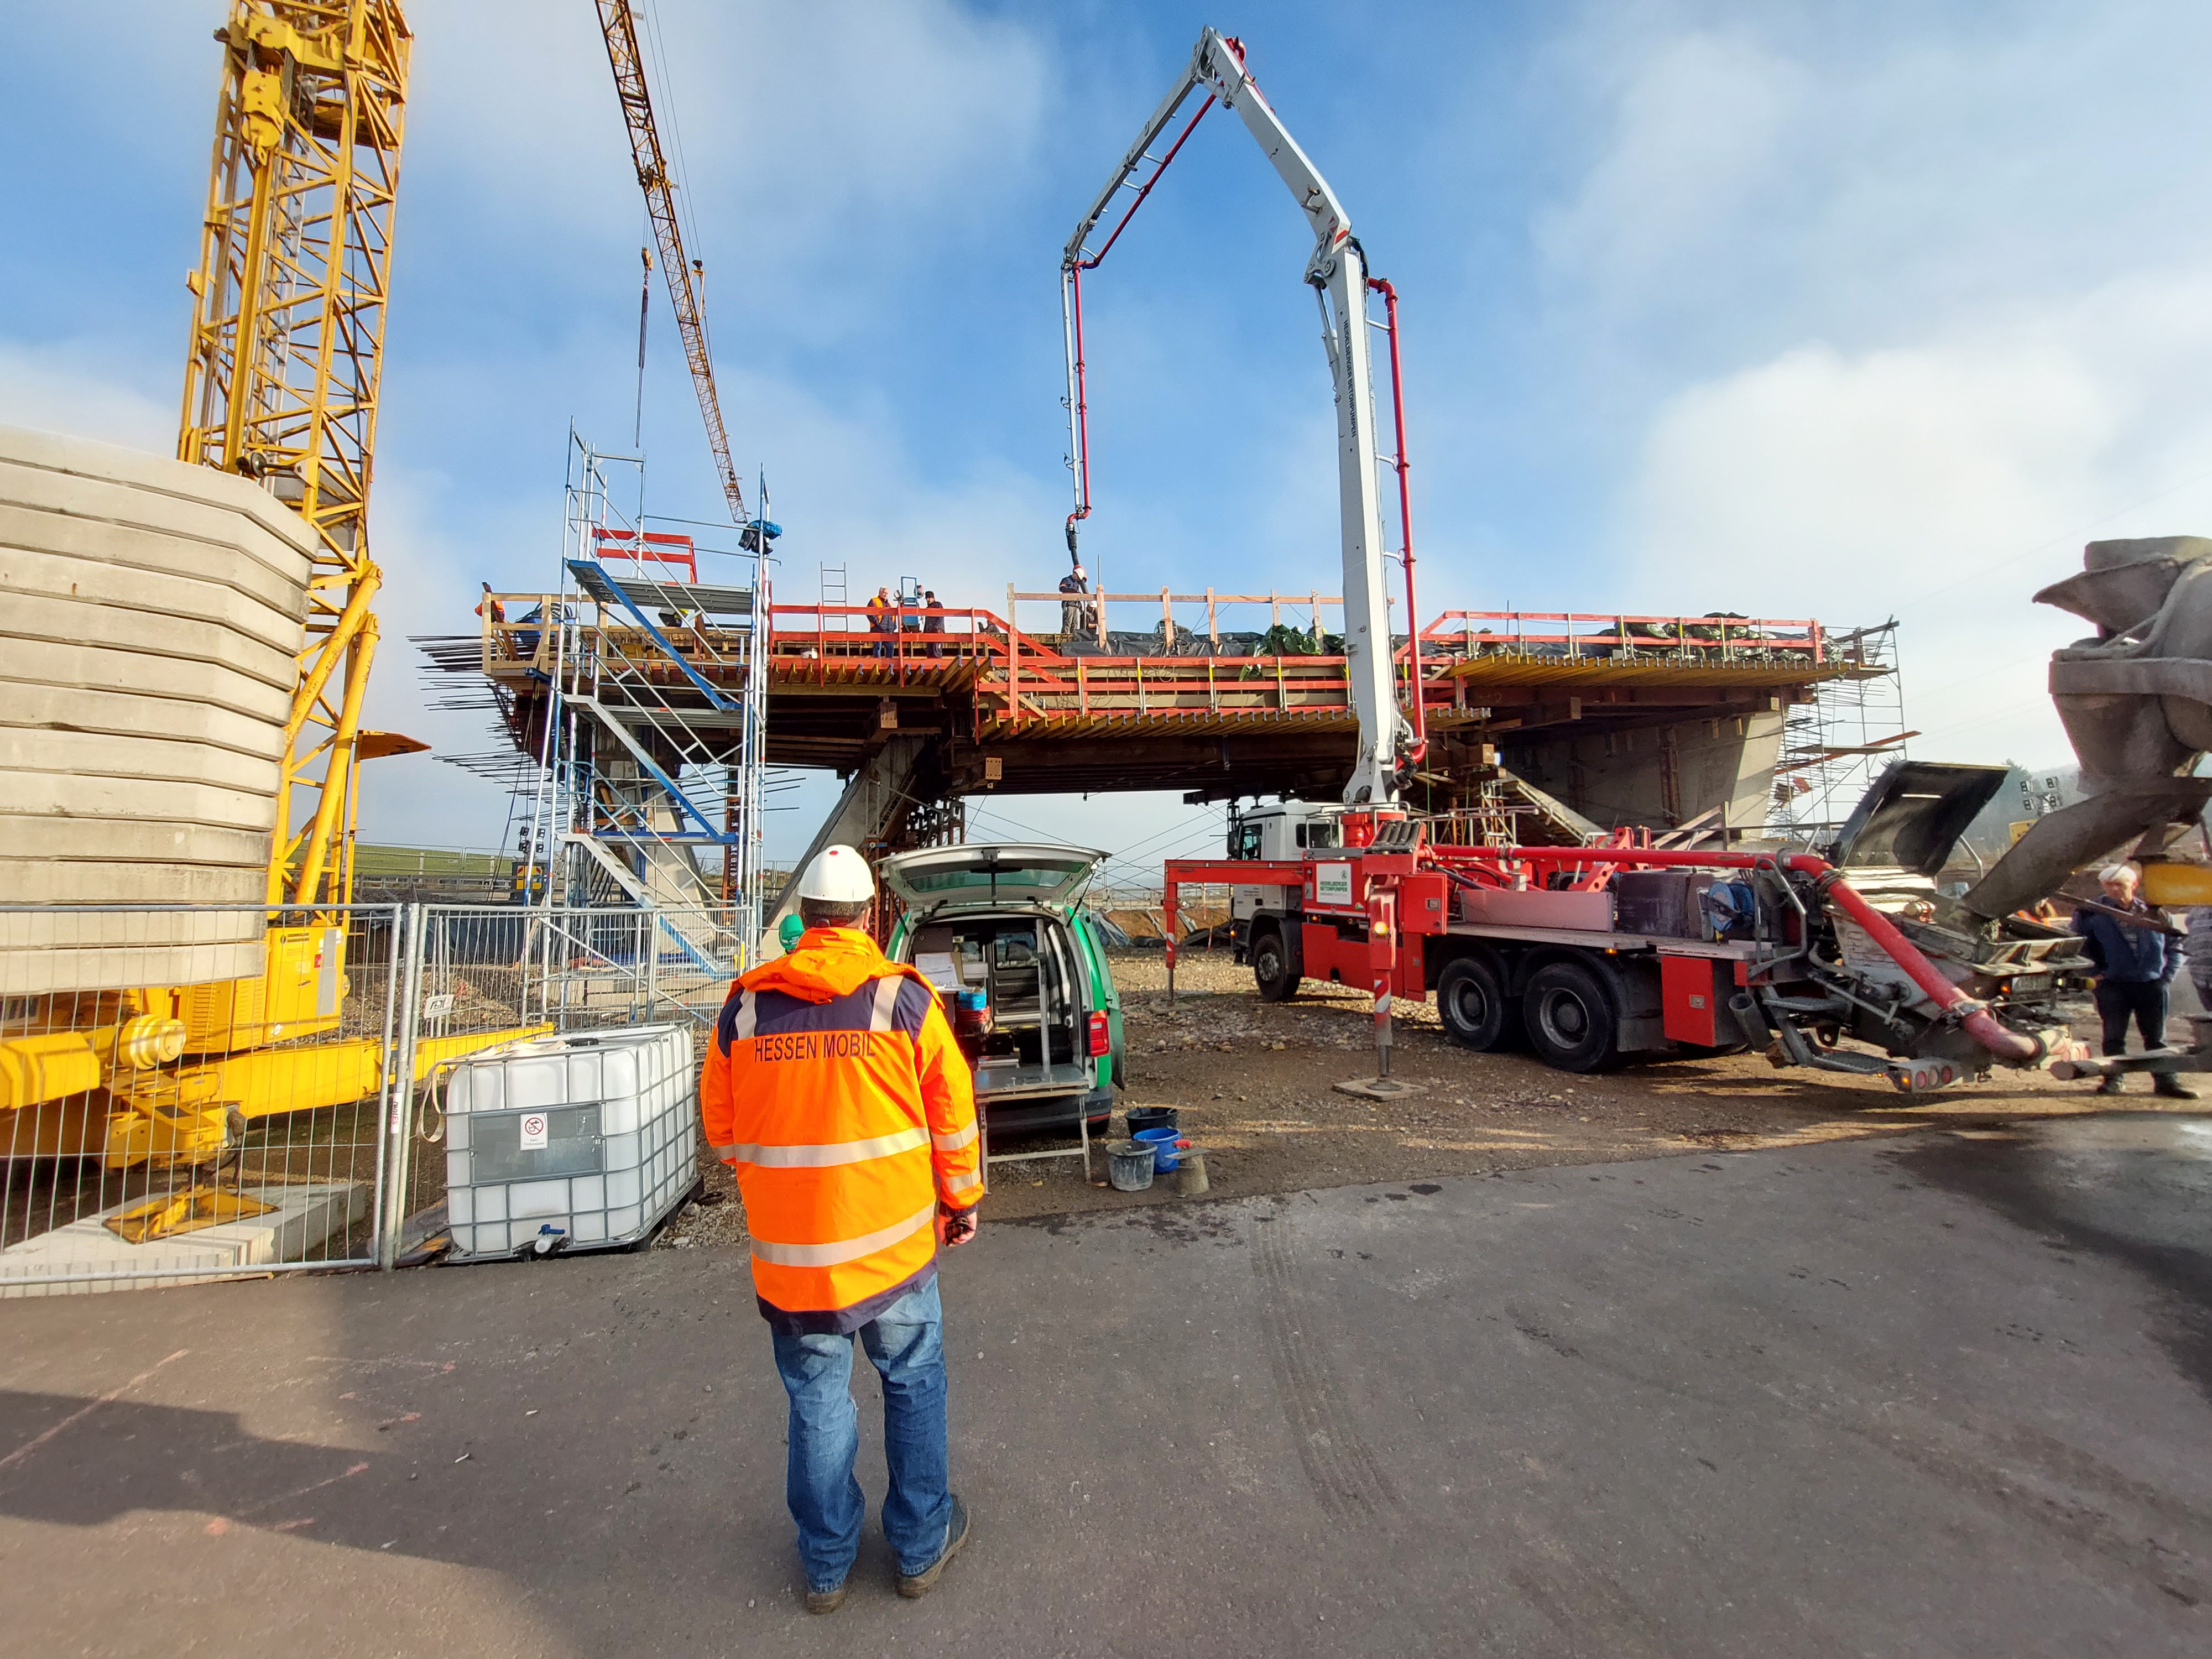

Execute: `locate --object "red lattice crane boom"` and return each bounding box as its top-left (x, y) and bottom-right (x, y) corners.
top-left (594, 0), bottom-right (748, 525)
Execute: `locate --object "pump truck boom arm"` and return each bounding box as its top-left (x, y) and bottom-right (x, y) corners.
top-left (1061, 27), bottom-right (1410, 803)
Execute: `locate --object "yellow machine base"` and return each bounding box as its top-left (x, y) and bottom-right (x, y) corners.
top-left (178, 926), bottom-right (347, 1053)
top-left (103, 1187), bottom-right (278, 1245)
top-left (100, 1024), bottom-right (554, 1168)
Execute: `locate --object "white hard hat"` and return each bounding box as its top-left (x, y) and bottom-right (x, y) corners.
top-left (797, 844), bottom-right (877, 903)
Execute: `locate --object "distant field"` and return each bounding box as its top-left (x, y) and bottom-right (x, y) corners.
top-left (352, 844), bottom-right (509, 878)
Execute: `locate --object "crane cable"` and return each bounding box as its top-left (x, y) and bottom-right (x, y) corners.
top-left (594, 0), bottom-right (747, 524)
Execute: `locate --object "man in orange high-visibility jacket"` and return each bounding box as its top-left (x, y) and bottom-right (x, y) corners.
top-left (702, 844), bottom-right (982, 1614)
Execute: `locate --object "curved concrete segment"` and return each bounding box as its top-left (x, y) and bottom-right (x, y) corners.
top-left (0, 426), bottom-right (312, 993)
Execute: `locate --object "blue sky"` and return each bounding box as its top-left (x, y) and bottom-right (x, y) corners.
top-left (8, 1), bottom-right (2212, 882)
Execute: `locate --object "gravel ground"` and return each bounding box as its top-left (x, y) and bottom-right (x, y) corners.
top-left (655, 947), bottom-right (2180, 1251)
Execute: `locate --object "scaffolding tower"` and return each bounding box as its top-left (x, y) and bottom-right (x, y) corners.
top-left (1770, 619), bottom-right (1909, 844)
top-left (512, 435), bottom-right (771, 985)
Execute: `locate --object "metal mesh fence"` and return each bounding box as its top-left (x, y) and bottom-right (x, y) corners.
top-left (388, 906), bottom-right (722, 1256)
top-left (0, 903), bottom-right (725, 1294)
top-left (0, 905), bottom-right (403, 1295)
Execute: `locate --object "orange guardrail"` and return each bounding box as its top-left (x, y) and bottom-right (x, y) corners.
top-left (478, 591), bottom-right (1837, 743)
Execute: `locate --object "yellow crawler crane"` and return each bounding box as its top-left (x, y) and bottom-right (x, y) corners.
top-left (0, 2), bottom-right (545, 1177)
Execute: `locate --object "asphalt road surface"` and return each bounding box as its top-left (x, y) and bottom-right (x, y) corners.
top-left (0, 1114), bottom-right (2205, 1656)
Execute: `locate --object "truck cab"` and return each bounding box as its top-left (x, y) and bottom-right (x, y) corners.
top-left (1227, 800), bottom-right (1344, 927)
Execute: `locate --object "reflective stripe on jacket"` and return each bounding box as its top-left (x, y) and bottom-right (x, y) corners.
top-left (701, 926), bottom-right (982, 1331)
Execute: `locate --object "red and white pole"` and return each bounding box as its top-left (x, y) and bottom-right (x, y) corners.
top-left (1366, 878), bottom-right (1397, 1079)
top-left (1164, 879), bottom-right (1180, 1009)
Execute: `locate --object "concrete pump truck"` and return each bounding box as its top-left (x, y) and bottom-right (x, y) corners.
top-left (1068, 27), bottom-right (2096, 1094)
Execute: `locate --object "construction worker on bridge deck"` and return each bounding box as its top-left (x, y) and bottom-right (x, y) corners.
top-left (1060, 564), bottom-right (1093, 640)
top-left (702, 844), bottom-right (983, 1612)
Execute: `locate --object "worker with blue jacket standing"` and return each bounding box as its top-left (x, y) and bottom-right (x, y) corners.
top-left (2072, 863), bottom-right (2197, 1098)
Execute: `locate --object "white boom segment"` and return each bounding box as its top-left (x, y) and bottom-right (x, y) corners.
top-left (1063, 27), bottom-right (1403, 803)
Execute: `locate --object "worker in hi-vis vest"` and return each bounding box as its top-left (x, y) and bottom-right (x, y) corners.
top-left (701, 844), bottom-right (982, 1613)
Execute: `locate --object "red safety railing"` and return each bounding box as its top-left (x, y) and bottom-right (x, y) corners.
top-left (735, 602), bottom-right (1835, 742)
top-left (591, 527), bottom-right (700, 585)
top-left (767, 602), bottom-right (1000, 686)
top-left (765, 602), bottom-right (1366, 736)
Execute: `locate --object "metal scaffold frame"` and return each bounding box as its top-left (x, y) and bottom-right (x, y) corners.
top-left (1770, 619), bottom-right (1910, 842)
top-left (509, 435), bottom-right (771, 988)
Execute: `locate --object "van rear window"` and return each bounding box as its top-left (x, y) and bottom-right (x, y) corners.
top-left (901, 867), bottom-right (1081, 894)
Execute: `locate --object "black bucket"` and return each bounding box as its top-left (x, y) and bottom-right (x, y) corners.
top-left (1125, 1105), bottom-right (1180, 1140)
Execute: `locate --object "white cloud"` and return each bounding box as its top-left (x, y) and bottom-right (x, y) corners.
top-left (1618, 270), bottom-right (2212, 769)
top-left (1537, 31), bottom-right (1807, 305)
top-left (1532, 4), bottom-right (2212, 359)
top-left (0, 342), bottom-right (171, 454)
top-left (1530, 3), bottom-right (2212, 779)
top-left (406, 0), bottom-right (1050, 274)
top-left (712, 364), bottom-right (1064, 607)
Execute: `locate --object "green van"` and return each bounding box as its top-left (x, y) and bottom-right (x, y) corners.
top-left (881, 843), bottom-right (1125, 1136)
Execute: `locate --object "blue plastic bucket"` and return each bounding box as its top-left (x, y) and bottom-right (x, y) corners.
top-left (1125, 1105), bottom-right (1179, 1140)
top-left (1134, 1125), bottom-right (1182, 1172)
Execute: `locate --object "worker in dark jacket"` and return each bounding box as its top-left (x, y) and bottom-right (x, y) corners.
top-left (1059, 566), bottom-right (1092, 639)
top-left (2072, 863), bottom-right (2195, 1097)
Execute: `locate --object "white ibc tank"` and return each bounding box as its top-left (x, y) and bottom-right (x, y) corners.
top-left (442, 1024), bottom-right (698, 1258)
top-left (0, 426), bottom-right (313, 994)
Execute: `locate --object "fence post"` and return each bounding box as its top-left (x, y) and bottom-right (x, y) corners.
top-left (379, 901), bottom-right (427, 1270)
top-left (367, 902), bottom-right (405, 1270)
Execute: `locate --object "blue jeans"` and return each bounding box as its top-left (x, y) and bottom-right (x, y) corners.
top-left (769, 1277), bottom-right (952, 1590)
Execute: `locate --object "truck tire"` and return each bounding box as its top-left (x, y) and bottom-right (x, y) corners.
top-left (1523, 958), bottom-right (1624, 1073)
top-left (1251, 924), bottom-right (1301, 1003)
top-left (1437, 954), bottom-right (1519, 1052)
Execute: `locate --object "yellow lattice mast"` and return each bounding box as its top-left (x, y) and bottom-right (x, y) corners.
top-left (179, 1), bottom-right (413, 910)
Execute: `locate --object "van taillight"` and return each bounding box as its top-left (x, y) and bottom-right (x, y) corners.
top-left (1087, 1012), bottom-right (1109, 1057)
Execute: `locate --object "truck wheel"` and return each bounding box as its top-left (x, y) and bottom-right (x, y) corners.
top-left (1523, 959), bottom-right (1623, 1073)
top-left (1437, 955), bottom-right (1519, 1052)
top-left (1251, 927), bottom-right (1301, 1003)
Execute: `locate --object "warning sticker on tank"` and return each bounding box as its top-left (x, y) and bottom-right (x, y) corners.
top-left (1314, 862), bottom-right (1354, 906)
top-left (519, 1112), bottom-right (549, 1150)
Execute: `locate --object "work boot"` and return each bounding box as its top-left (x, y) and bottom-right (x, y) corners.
top-left (805, 1582), bottom-right (848, 1616)
top-left (2097, 1074), bottom-right (2126, 1095)
top-left (2154, 1074), bottom-right (2199, 1100)
top-left (897, 1496), bottom-right (971, 1600)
